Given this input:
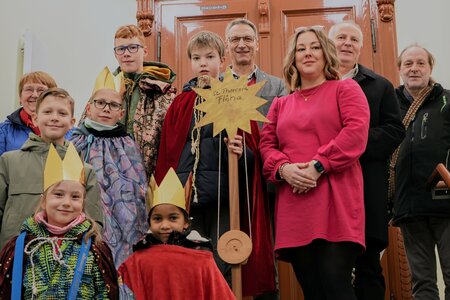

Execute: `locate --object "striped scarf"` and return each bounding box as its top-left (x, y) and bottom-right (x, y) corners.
top-left (388, 83), bottom-right (435, 201)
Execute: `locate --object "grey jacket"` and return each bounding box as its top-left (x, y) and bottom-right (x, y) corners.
top-left (255, 68), bottom-right (289, 116)
top-left (0, 134), bottom-right (103, 250)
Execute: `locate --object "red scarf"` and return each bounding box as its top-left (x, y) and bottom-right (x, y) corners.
top-left (155, 90), bottom-right (275, 296)
top-left (19, 108), bottom-right (40, 135)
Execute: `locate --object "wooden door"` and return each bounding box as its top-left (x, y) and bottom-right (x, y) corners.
top-left (146, 0), bottom-right (399, 91)
top-left (138, 1), bottom-right (404, 299)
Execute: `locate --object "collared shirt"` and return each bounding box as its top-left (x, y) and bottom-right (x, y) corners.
top-left (342, 64), bottom-right (359, 80)
top-left (230, 65), bottom-right (258, 82)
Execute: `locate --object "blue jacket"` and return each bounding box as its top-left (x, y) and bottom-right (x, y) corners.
top-left (0, 108), bottom-right (73, 156)
top-left (0, 108), bottom-right (31, 155)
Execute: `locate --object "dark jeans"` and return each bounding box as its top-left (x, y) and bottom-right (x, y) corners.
top-left (283, 239), bottom-right (360, 300)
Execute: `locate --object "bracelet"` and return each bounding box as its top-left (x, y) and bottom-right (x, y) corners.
top-left (278, 163), bottom-right (289, 180)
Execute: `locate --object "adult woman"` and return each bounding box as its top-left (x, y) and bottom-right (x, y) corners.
top-left (0, 71), bottom-right (57, 155)
top-left (259, 26), bottom-right (370, 299)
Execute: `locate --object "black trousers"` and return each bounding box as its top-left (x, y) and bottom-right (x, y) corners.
top-left (283, 239), bottom-right (360, 300)
top-left (353, 238), bottom-right (386, 300)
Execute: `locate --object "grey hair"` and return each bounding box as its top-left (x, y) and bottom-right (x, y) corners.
top-left (328, 21), bottom-right (363, 47)
top-left (225, 18), bottom-right (258, 40)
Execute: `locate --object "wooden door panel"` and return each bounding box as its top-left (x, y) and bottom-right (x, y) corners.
top-left (155, 0), bottom-right (259, 91)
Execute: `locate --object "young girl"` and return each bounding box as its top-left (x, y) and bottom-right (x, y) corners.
top-left (118, 168), bottom-right (235, 300)
top-left (0, 143), bottom-right (118, 299)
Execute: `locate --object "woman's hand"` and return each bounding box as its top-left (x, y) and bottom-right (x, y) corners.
top-left (281, 162), bottom-right (317, 193)
top-left (292, 160), bottom-right (323, 193)
top-left (224, 135), bottom-right (243, 159)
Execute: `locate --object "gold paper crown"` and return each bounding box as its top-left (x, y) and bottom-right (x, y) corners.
top-left (93, 66), bottom-right (124, 93)
top-left (44, 143), bottom-right (85, 191)
top-left (147, 168), bottom-right (191, 214)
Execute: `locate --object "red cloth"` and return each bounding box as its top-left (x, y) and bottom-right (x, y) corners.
top-left (119, 245), bottom-right (236, 300)
top-left (154, 90), bottom-right (275, 296)
top-left (19, 108), bottom-right (40, 135)
top-left (259, 79), bottom-right (370, 251)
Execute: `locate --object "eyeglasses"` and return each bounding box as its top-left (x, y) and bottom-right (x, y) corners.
top-left (92, 99), bottom-right (123, 111)
top-left (22, 87), bottom-right (47, 95)
top-left (294, 25), bottom-right (325, 33)
top-left (113, 44), bottom-right (143, 55)
top-left (228, 35), bottom-right (256, 45)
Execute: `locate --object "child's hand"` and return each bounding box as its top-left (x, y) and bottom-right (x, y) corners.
top-left (224, 135), bottom-right (243, 159)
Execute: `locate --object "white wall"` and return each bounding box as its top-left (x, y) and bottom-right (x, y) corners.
top-left (1, 1), bottom-right (449, 121)
top-left (0, 0), bottom-right (136, 121)
top-left (396, 0), bottom-right (450, 88)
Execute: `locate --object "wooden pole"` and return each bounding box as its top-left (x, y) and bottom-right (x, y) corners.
top-left (228, 145), bottom-right (242, 300)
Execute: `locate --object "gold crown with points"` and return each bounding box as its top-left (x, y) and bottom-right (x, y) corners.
top-left (93, 66), bottom-right (124, 93)
top-left (44, 143), bottom-right (85, 191)
top-left (147, 168), bottom-right (191, 214)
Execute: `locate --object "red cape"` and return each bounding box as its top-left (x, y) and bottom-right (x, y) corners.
top-left (155, 90), bottom-right (275, 296)
top-left (119, 245), bottom-right (235, 300)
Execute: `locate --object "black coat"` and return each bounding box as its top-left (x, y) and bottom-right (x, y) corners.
top-left (393, 84), bottom-right (450, 224)
top-left (354, 65), bottom-right (405, 249)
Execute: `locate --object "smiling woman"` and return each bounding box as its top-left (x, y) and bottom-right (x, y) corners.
top-left (0, 71), bottom-right (57, 155)
top-left (259, 26), bottom-right (370, 300)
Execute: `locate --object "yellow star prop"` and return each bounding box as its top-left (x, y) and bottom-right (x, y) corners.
top-left (192, 68), bottom-right (269, 137)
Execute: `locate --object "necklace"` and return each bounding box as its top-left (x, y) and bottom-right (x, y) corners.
top-left (298, 80), bottom-right (326, 101)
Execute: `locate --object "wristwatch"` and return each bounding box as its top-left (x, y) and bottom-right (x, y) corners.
top-left (313, 160), bottom-right (325, 173)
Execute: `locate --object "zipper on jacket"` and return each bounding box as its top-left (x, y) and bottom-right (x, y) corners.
top-left (420, 113), bottom-right (428, 139)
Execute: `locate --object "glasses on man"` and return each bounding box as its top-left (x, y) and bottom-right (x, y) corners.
top-left (92, 99), bottom-right (123, 111)
top-left (113, 44), bottom-right (143, 55)
top-left (228, 35), bottom-right (256, 45)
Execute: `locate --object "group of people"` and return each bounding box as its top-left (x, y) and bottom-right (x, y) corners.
top-left (0, 16), bottom-right (448, 300)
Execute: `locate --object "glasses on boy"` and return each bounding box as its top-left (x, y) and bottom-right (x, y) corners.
top-left (91, 99), bottom-right (123, 111)
top-left (113, 44), bottom-right (143, 55)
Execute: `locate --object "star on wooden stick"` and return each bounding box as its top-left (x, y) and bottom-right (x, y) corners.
top-left (192, 68), bottom-right (269, 137)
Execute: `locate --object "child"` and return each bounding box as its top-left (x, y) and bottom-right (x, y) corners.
top-left (154, 31), bottom-right (275, 296)
top-left (118, 168), bottom-right (235, 300)
top-left (112, 24), bottom-right (176, 176)
top-left (0, 143), bottom-right (118, 299)
top-left (0, 88), bottom-right (103, 250)
top-left (70, 88), bottom-right (148, 268)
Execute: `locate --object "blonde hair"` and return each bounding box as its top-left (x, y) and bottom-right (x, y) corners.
top-left (36, 87), bottom-right (75, 117)
top-left (115, 24), bottom-right (145, 46)
top-left (37, 181), bottom-right (102, 244)
top-left (282, 26), bottom-right (340, 92)
top-left (186, 31), bottom-right (225, 59)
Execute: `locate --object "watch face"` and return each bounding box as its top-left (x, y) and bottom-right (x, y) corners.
top-left (314, 161), bottom-right (324, 173)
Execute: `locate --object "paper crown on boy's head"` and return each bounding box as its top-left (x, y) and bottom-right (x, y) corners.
top-left (147, 168), bottom-right (191, 214)
top-left (44, 143), bottom-right (85, 191)
top-left (93, 66), bottom-right (124, 93)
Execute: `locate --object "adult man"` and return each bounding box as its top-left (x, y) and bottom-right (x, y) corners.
top-left (225, 18), bottom-right (287, 116)
top-left (113, 24), bottom-right (176, 176)
top-left (393, 44), bottom-right (450, 299)
top-left (224, 18), bottom-right (287, 299)
top-left (329, 21), bottom-right (405, 300)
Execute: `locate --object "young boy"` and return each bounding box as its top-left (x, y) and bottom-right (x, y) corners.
top-left (119, 168), bottom-right (235, 300)
top-left (70, 88), bottom-right (148, 268)
top-left (112, 24), bottom-right (176, 176)
top-left (154, 31), bottom-right (275, 296)
top-left (0, 88), bottom-right (103, 250)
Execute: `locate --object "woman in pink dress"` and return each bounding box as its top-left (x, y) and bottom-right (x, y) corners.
top-left (259, 26), bottom-right (370, 300)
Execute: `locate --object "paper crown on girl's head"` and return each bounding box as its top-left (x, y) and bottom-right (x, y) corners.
top-left (93, 66), bottom-right (124, 93)
top-left (147, 168), bottom-right (192, 214)
top-left (44, 143), bottom-right (85, 191)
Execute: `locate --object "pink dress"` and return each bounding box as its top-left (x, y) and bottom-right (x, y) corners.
top-left (259, 79), bottom-right (370, 252)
